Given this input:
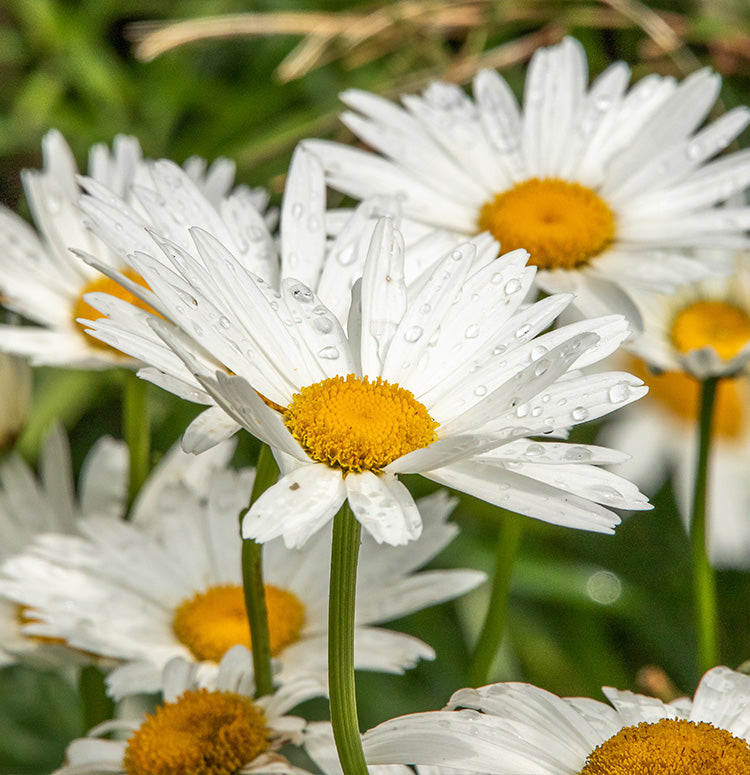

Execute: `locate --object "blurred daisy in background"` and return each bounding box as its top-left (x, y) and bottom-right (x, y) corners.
top-left (55, 645), bottom-right (321, 775)
top-left (362, 666), bottom-right (750, 773)
top-left (0, 447), bottom-right (484, 698)
top-left (0, 130), bottom-right (252, 369)
top-left (0, 425), bottom-right (126, 666)
top-left (77, 203), bottom-right (649, 546)
top-left (601, 252), bottom-right (750, 568)
top-left (305, 36), bottom-right (749, 321)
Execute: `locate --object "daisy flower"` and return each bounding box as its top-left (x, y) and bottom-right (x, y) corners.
top-left (628, 252), bottom-right (750, 379)
top-left (362, 666), bottom-right (750, 773)
top-left (81, 203), bottom-right (649, 546)
top-left (599, 253), bottom-right (750, 567)
top-left (55, 645), bottom-right (321, 775)
top-left (0, 425), bottom-right (126, 666)
top-left (0, 455), bottom-right (484, 698)
top-left (304, 36), bottom-right (750, 320)
top-left (0, 129), bottom-right (252, 369)
top-left (77, 145), bottom-right (463, 452)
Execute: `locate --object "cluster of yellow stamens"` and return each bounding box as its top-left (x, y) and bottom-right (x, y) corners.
top-left (580, 718), bottom-right (750, 774)
top-left (629, 358), bottom-right (746, 439)
top-left (478, 177), bottom-right (615, 270)
top-left (283, 374), bottom-right (438, 473)
top-left (172, 584), bottom-right (305, 662)
top-left (73, 268), bottom-right (158, 351)
top-left (123, 688), bottom-right (269, 775)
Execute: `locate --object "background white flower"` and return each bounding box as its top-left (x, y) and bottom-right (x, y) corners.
top-left (0, 425), bottom-right (126, 666)
top-left (0, 130), bottom-right (252, 369)
top-left (363, 666), bottom-right (750, 773)
top-left (0, 448), bottom-right (484, 698)
top-left (55, 645), bottom-right (322, 775)
top-left (304, 36), bottom-right (746, 321)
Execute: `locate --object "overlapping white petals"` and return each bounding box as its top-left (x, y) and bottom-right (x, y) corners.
top-left (362, 667), bottom-right (750, 773)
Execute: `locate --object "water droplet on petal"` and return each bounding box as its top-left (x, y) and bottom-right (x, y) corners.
top-left (314, 317), bottom-right (333, 334)
top-left (474, 384), bottom-right (487, 397)
top-left (291, 202), bottom-right (304, 218)
top-left (404, 325), bottom-right (423, 343)
top-left (318, 346), bottom-right (339, 360)
top-left (420, 303), bottom-right (431, 314)
top-left (291, 284), bottom-right (313, 303)
top-left (465, 324), bottom-right (479, 339)
top-left (571, 406), bottom-right (589, 421)
top-left (219, 316), bottom-right (231, 329)
top-left (515, 403), bottom-right (530, 418)
top-left (525, 443), bottom-right (544, 457)
top-left (515, 324), bottom-right (531, 338)
top-left (608, 381), bottom-right (631, 403)
top-left (504, 278), bottom-right (521, 295)
top-left (534, 359), bottom-right (551, 376)
top-left (493, 344), bottom-right (507, 356)
top-left (564, 446), bottom-right (592, 462)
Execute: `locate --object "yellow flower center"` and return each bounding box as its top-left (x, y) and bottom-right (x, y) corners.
top-left (580, 718), bottom-right (750, 774)
top-left (629, 357), bottom-right (746, 439)
top-left (478, 177), bottom-right (615, 270)
top-left (283, 374), bottom-right (439, 473)
top-left (670, 300), bottom-right (750, 362)
top-left (72, 268), bottom-right (159, 351)
top-left (123, 688), bottom-right (269, 775)
top-left (172, 584), bottom-right (305, 662)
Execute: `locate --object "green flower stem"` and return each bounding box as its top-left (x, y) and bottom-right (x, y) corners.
top-left (123, 370), bottom-right (150, 507)
top-left (241, 444), bottom-right (279, 698)
top-left (691, 376), bottom-right (720, 676)
top-left (468, 510), bottom-right (523, 687)
top-left (79, 665), bottom-right (114, 730)
top-left (329, 501), bottom-right (368, 775)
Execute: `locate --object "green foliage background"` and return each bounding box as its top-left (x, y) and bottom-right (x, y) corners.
top-left (2, 1), bottom-right (750, 772)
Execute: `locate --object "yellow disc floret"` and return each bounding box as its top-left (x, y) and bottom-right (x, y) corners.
top-left (478, 177), bottom-right (615, 270)
top-left (580, 718), bottom-right (750, 774)
top-left (629, 357), bottom-right (746, 439)
top-left (283, 374), bottom-right (439, 473)
top-left (73, 268), bottom-right (159, 351)
top-left (123, 688), bottom-right (269, 775)
top-left (670, 300), bottom-right (750, 362)
top-left (172, 584), bottom-right (305, 662)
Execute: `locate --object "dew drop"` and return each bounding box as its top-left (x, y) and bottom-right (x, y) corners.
top-left (308, 216), bottom-right (320, 231)
top-left (336, 245), bottom-right (356, 266)
top-left (474, 384), bottom-right (488, 397)
top-left (531, 406), bottom-right (543, 417)
top-left (571, 406), bottom-right (590, 421)
top-left (420, 303), bottom-right (432, 314)
top-left (291, 285), bottom-right (313, 303)
top-left (219, 316), bottom-right (231, 329)
top-left (564, 446), bottom-right (592, 462)
top-left (465, 324), bottom-right (479, 339)
top-left (491, 272), bottom-right (504, 284)
top-left (314, 317), bottom-right (333, 334)
top-left (504, 278), bottom-right (521, 295)
top-left (534, 359), bottom-right (551, 376)
top-left (515, 324), bottom-right (531, 338)
top-left (178, 291), bottom-right (198, 309)
top-left (608, 381), bottom-right (631, 403)
top-left (451, 249), bottom-right (463, 261)
top-left (515, 403), bottom-right (530, 418)
top-left (318, 346), bottom-right (339, 360)
top-left (525, 443), bottom-right (544, 457)
top-left (493, 344), bottom-right (507, 356)
top-left (541, 393), bottom-right (551, 403)
top-left (291, 202), bottom-right (304, 218)
top-left (404, 325), bottom-right (424, 343)
top-left (531, 345), bottom-right (548, 361)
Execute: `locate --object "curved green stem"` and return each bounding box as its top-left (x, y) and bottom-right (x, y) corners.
top-left (123, 370), bottom-right (150, 507)
top-left (241, 444), bottom-right (279, 698)
top-left (468, 510), bottom-right (523, 687)
top-left (691, 376), bottom-right (719, 676)
top-left (329, 501), bottom-right (367, 775)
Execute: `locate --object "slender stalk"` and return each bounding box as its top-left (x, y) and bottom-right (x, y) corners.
top-left (241, 444), bottom-right (279, 698)
top-left (691, 376), bottom-right (720, 675)
top-left (79, 665), bottom-right (114, 730)
top-left (123, 370), bottom-right (150, 507)
top-left (329, 501), bottom-right (368, 775)
top-left (468, 510), bottom-right (523, 687)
